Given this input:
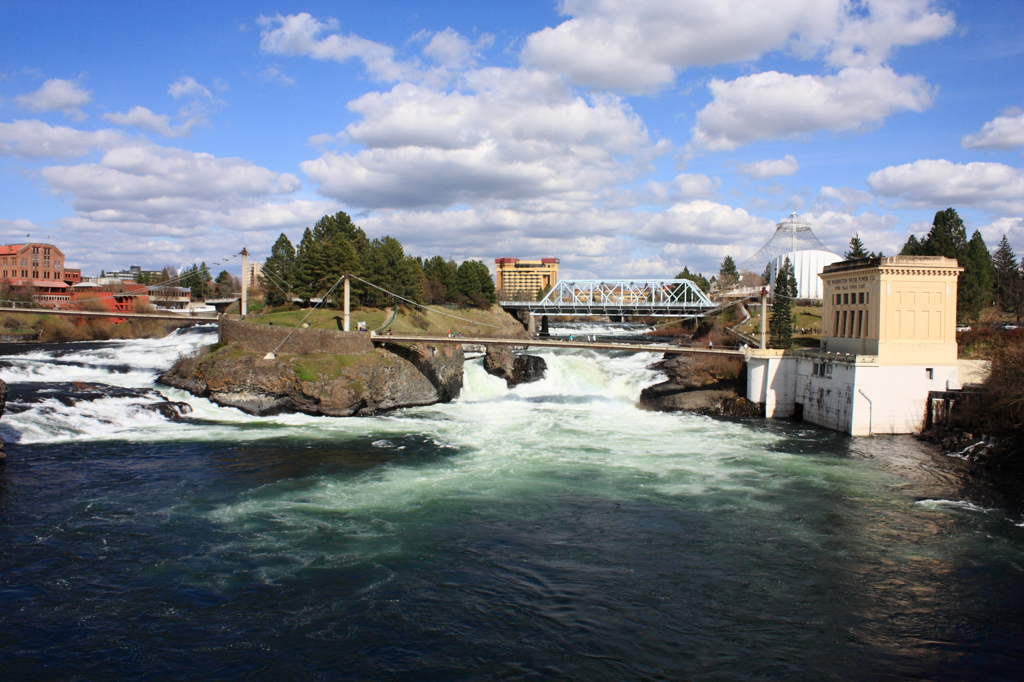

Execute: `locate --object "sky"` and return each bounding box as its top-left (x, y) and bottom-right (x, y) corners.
top-left (1, 0), bottom-right (1022, 280)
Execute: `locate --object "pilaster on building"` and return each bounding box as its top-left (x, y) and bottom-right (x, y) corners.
top-left (745, 256), bottom-right (976, 436)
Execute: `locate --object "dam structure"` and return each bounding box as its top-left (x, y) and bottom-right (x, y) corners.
top-left (745, 255), bottom-right (974, 436)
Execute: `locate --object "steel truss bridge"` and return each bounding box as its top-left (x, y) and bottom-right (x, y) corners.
top-left (500, 279), bottom-right (716, 318)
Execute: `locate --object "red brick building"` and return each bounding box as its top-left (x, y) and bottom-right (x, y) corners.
top-left (0, 242), bottom-right (73, 305)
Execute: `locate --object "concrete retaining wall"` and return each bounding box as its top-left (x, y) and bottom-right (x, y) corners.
top-left (219, 318), bottom-right (374, 356)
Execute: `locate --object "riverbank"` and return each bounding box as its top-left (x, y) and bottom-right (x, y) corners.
top-left (0, 309), bottom-right (189, 343)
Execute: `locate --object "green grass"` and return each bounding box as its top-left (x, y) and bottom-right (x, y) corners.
top-left (291, 353), bottom-right (363, 382)
top-left (248, 304), bottom-right (525, 337)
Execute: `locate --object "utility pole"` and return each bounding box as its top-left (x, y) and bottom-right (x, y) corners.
top-left (240, 247), bottom-right (249, 318)
top-left (343, 271), bottom-right (350, 332)
top-left (760, 286), bottom-right (767, 349)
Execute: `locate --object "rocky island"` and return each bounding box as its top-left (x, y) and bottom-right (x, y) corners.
top-left (159, 319), bottom-right (463, 416)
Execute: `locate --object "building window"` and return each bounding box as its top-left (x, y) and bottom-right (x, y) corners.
top-left (835, 293), bottom-right (840, 305)
top-left (856, 310), bottom-right (863, 337)
top-left (834, 311), bottom-right (840, 336)
top-left (926, 368), bottom-right (934, 380)
top-left (32, 270), bottom-right (38, 278)
top-left (21, 259), bottom-right (27, 267)
top-left (841, 310), bottom-right (848, 337)
top-left (824, 363), bottom-right (833, 377)
top-left (858, 292), bottom-right (864, 304)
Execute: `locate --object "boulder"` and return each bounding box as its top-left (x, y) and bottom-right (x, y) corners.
top-left (483, 345), bottom-right (547, 388)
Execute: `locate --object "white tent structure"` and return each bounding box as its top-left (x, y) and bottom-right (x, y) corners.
top-left (743, 213), bottom-right (842, 300)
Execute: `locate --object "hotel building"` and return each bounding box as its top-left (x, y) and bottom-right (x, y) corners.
top-left (495, 258), bottom-right (559, 300)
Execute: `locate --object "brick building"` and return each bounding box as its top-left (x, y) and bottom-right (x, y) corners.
top-left (0, 242), bottom-right (73, 304)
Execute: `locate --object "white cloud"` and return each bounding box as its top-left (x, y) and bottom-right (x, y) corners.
top-left (976, 217), bottom-right (1024, 252)
top-left (867, 159), bottom-right (1024, 216)
top-left (800, 210), bottom-right (903, 255)
top-left (102, 105), bottom-right (204, 138)
top-left (168, 76), bottom-right (213, 100)
top-left (259, 67), bottom-right (296, 86)
top-left (738, 154), bottom-right (799, 179)
top-left (421, 28), bottom-right (493, 69)
top-left (815, 185), bottom-right (875, 212)
top-left (641, 200), bottom-right (774, 249)
top-left (301, 70), bottom-right (657, 209)
top-left (688, 67), bottom-right (934, 152)
top-left (257, 13), bottom-right (410, 82)
top-left (962, 108), bottom-right (1024, 150)
top-left (0, 120), bottom-right (125, 158)
top-left (825, 0), bottom-right (955, 68)
top-left (15, 79), bottom-right (92, 120)
top-left (520, 0), bottom-right (953, 93)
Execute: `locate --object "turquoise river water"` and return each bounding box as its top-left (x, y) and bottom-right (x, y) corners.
top-left (0, 325), bottom-right (1022, 680)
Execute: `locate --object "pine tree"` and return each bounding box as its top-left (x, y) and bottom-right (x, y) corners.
top-left (262, 233), bottom-right (296, 307)
top-left (454, 260), bottom-right (496, 308)
top-left (292, 228), bottom-right (318, 304)
top-left (423, 256), bottom-right (458, 304)
top-left (900, 234), bottom-right (923, 255)
top-left (959, 230), bottom-right (995, 322)
top-left (993, 235), bottom-right (1021, 311)
top-left (922, 208), bottom-right (969, 260)
top-left (769, 257), bottom-right (796, 349)
top-left (674, 266), bottom-right (711, 293)
top-left (844, 234), bottom-right (868, 259)
top-left (718, 255), bottom-right (739, 292)
top-left (362, 236), bottom-right (422, 305)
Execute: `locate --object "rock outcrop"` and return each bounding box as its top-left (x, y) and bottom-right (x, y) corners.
top-left (639, 354), bottom-right (761, 417)
top-left (483, 345), bottom-right (547, 388)
top-left (159, 341), bottom-right (464, 417)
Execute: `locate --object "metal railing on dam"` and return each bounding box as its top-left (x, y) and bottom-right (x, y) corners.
top-left (373, 333), bottom-right (744, 357)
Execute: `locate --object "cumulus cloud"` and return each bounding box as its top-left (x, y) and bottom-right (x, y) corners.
top-left (420, 28), bottom-right (493, 69)
top-left (815, 185), bottom-right (875, 212)
top-left (641, 200), bottom-right (774, 249)
top-left (867, 159), bottom-right (1024, 216)
top-left (102, 105), bottom-right (204, 138)
top-left (962, 108), bottom-right (1024, 150)
top-left (258, 13), bottom-right (410, 82)
top-left (738, 154), bottom-right (799, 179)
top-left (0, 120), bottom-right (125, 158)
top-left (168, 76), bottom-right (213, 100)
top-left (520, 0), bottom-right (953, 93)
top-left (301, 70), bottom-right (657, 209)
top-left (800, 210), bottom-right (903, 255)
top-left (976, 217), bottom-right (1024, 251)
top-left (15, 78), bottom-right (92, 120)
top-left (688, 67), bottom-right (934, 152)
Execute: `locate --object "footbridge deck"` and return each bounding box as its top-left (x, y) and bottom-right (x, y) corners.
top-left (373, 333), bottom-right (743, 357)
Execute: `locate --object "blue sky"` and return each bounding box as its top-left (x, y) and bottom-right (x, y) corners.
top-left (1, 0), bottom-right (1022, 279)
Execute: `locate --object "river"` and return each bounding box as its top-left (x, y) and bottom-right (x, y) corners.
top-left (1, 325), bottom-right (1022, 680)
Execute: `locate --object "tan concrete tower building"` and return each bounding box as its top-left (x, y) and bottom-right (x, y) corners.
top-left (745, 255), bottom-right (969, 436)
top-left (494, 258), bottom-right (559, 300)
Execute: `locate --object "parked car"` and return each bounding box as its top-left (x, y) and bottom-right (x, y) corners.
top-left (956, 325), bottom-right (971, 332)
top-left (998, 322), bottom-right (1018, 331)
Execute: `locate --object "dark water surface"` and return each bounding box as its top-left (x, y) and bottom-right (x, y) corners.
top-left (1, 334), bottom-right (1023, 680)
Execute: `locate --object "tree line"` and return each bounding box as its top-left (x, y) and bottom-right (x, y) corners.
top-left (260, 212), bottom-right (496, 309)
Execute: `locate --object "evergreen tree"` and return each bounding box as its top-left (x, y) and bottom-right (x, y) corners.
top-left (769, 257), bottom-right (796, 349)
top-left (423, 256), bottom-right (458, 304)
top-left (292, 228), bottom-right (318, 304)
top-left (362, 236), bottom-right (422, 305)
top-left (900, 234), bottom-right (923, 256)
top-left (454, 260), bottom-right (496, 308)
top-left (214, 270), bottom-right (234, 298)
top-left (718, 255), bottom-right (739, 292)
top-left (674, 266), bottom-right (711, 294)
top-left (844, 234), bottom-right (868, 259)
top-left (993, 235), bottom-right (1021, 311)
top-left (262, 233), bottom-right (296, 307)
top-left (922, 208), bottom-right (969, 260)
top-left (959, 230), bottom-right (995, 322)
top-left (761, 263), bottom-right (772, 287)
